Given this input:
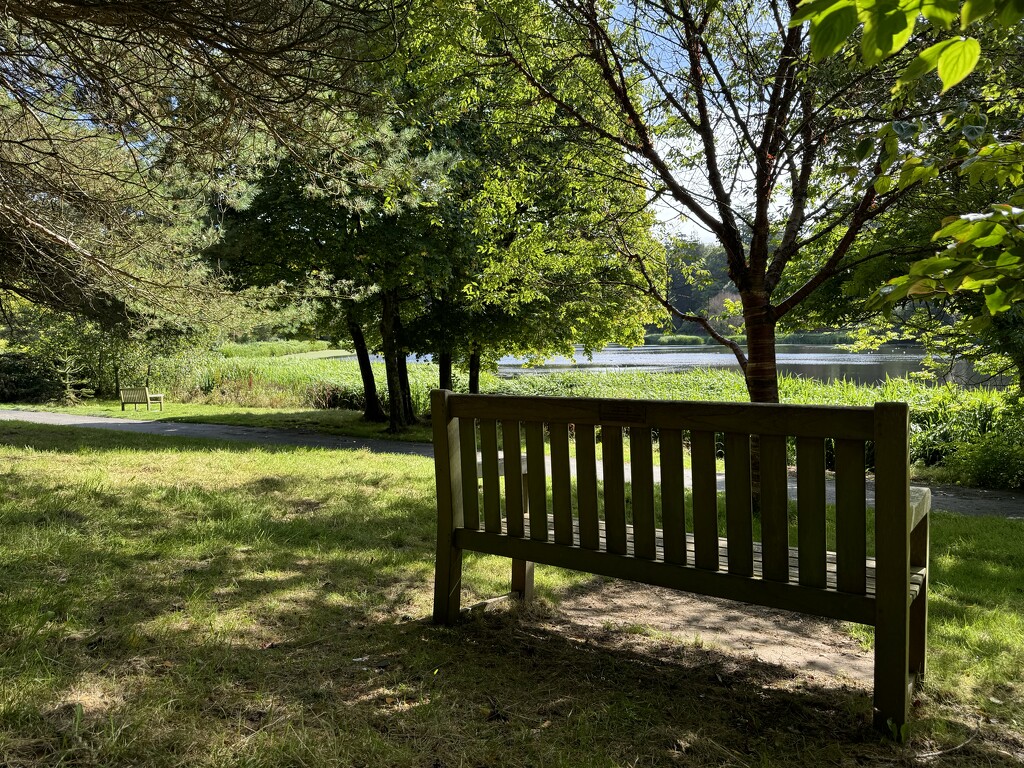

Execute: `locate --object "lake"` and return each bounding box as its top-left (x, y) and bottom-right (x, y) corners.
top-left (496, 344), bottom-right (1002, 388)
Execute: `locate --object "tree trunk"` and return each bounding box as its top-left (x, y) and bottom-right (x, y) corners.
top-left (346, 306), bottom-right (386, 422)
top-left (438, 351), bottom-right (453, 391)
top-left (741, 290), bottom-right (780, 404)
top-left (379, 289), bottom-right (416, 431)
top-left (468, 350), bottom-right (481, 394)
top-left (397, 349), bottom-right (415, 423)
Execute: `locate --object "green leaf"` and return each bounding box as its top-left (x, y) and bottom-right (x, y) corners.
top-left (937, 38), bottom-right (981, 92)
top-left (811, 6), bottom-right (859, 60)
top-left (996, 0), bottom-right (1024, 25)
top-left (860, 4), bottom-right (919, 64)
top-left (854, 136), bottom-right (875, 161)
top-left (790, 0), bottom-right (855, 25)
top-left (921, 0), bottom-right (960, 27)
top-left (873, 175), bottom-right (895, 194)
top-left (962, 124), bottom-right (986, 141)
top-left (984, 285), bottom-right (1010, 313)
top-left (933, 216), bottom-right (974, 240)
top-left (961, 0), bottom-right (996, 27)
top-left (898, 39), bottom-right (955, 83)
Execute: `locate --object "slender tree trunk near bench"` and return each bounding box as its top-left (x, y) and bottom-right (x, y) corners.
top-left (438, 351), bottom-right (453, 391)
top-left (380, 289), bottom-right (416, 431)
top-left (346, 307), bottom-right (386, 422)
top-left (468, 350), bottom-right (480, 394)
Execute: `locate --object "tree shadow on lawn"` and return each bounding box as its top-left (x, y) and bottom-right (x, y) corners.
top-left (1, 428), bottom-right (1020, 766)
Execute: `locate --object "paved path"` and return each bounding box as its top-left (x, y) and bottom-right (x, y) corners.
top-left (1, 409), bottom-right (1020, 518)
top-left (0, 409), bottom-right (433, 457)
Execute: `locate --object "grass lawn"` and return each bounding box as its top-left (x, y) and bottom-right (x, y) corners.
top-left (0, 422), bottom-right (1021, 766)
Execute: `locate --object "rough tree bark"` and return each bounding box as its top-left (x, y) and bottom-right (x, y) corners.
top-left (345, 305), bottom-right (386, 422)
top-left (379, 289), bottom-right (416, 431)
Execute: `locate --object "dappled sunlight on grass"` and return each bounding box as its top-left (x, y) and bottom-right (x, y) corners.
top-left (0, 424), bottom-right (1021, 765)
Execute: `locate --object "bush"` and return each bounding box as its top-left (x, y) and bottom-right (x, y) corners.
top-left (775, 331), bottom-right (856, 345)
top-left (0, 353), bottom-right (61, 402)
top-left (945, 435), bottom-right (1024, 490)
top-left (647, 335), bottom-right (704, 348)
top-left (908, 387), bottom-right (1003, 466)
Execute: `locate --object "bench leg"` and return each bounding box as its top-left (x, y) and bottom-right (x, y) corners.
top-left (511, 559), bottom-right (534, 601)
top-left (433, 530), bottom-right (463, 625)
top-left (873, 612), bottom-right (912, 738)
top-left (909, 589), bottom-right (927, 679)
top-left (511, 471), bottom-right (533, 601)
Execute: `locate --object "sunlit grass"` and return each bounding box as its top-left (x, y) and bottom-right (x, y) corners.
top-left (0, 422), bottom-right (1020, 766)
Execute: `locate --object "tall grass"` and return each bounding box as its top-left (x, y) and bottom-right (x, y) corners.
top-left (143, 354), bottom-right (1019, 483)
top-left (217, 340), bottom-right (332, 358)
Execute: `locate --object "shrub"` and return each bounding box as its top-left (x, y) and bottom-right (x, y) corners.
top-left (908, 387), bottom-right (1003, 466)
top-left (0, 352), bottom-right (61, 402)
top-left (657, 334), bottom-right (706, 345)
top-left (945, 435), bottom-right (1024, 490)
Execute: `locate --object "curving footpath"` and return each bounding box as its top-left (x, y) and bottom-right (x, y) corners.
top-left (0, 409), bottom-right (1020, 519)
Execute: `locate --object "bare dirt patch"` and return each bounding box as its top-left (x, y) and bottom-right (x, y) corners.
top-left (553, 577), bottom-right (874, 686)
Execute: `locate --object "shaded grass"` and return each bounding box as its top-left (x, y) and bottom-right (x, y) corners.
top-left (0, 423), bottom-right (1021, 766)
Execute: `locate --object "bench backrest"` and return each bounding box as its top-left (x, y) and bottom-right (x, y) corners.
top-left (120, 387), bottom-right (151, 402)
top-left (432, 390), bottom-right (912, 596)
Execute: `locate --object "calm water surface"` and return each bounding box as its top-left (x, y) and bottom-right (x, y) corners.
top-left (498, 344), bottom-right (994, 387)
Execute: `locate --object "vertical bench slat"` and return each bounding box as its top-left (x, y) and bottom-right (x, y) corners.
top-left (550, 422), bottom-right (574, 545)
top-left (873, 402), bottom-right (913, 732)
top-left (759, 433), bottom-right (790, 582)
top-left (660, 428), bottom-right (686, 565)
top-left (796, 437), bottom-right (827, 587)
top-left (691, 429), bottom-right (719, 571)
top-left (525, 421), bottom-right (548, 542)
top-left (479, 419), bottom-right (501, 533)
top-left (502, 420), bottom-right (525, 537)
top-left (459, 418), bottom-right (480, 531)
top-left (432, 389), bottom-right (464, 624)
top-left (576, 424), bottom-right (600, 550)
top-left (724, 433), bottom-right (753, 576)
top-left (602, 426), bottom-right (627, 555)
top-left (835, 439), bottom-right (867, 594)
top-left (630, 427), bottom-right (656, 559)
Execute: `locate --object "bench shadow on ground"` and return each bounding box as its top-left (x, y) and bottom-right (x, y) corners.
top-left (1, 427), bottom-right (1020, 765)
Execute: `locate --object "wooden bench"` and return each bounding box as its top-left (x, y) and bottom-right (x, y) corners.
top-left (119, 387), bottom-right (164, 411)
top-left (431, 390), bottom-right (930, 737)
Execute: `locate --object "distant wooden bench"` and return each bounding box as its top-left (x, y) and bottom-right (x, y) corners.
top-left (119, 387), bottom-right (164, 411)
top-left (431, 390), bottom-right (930, 738)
